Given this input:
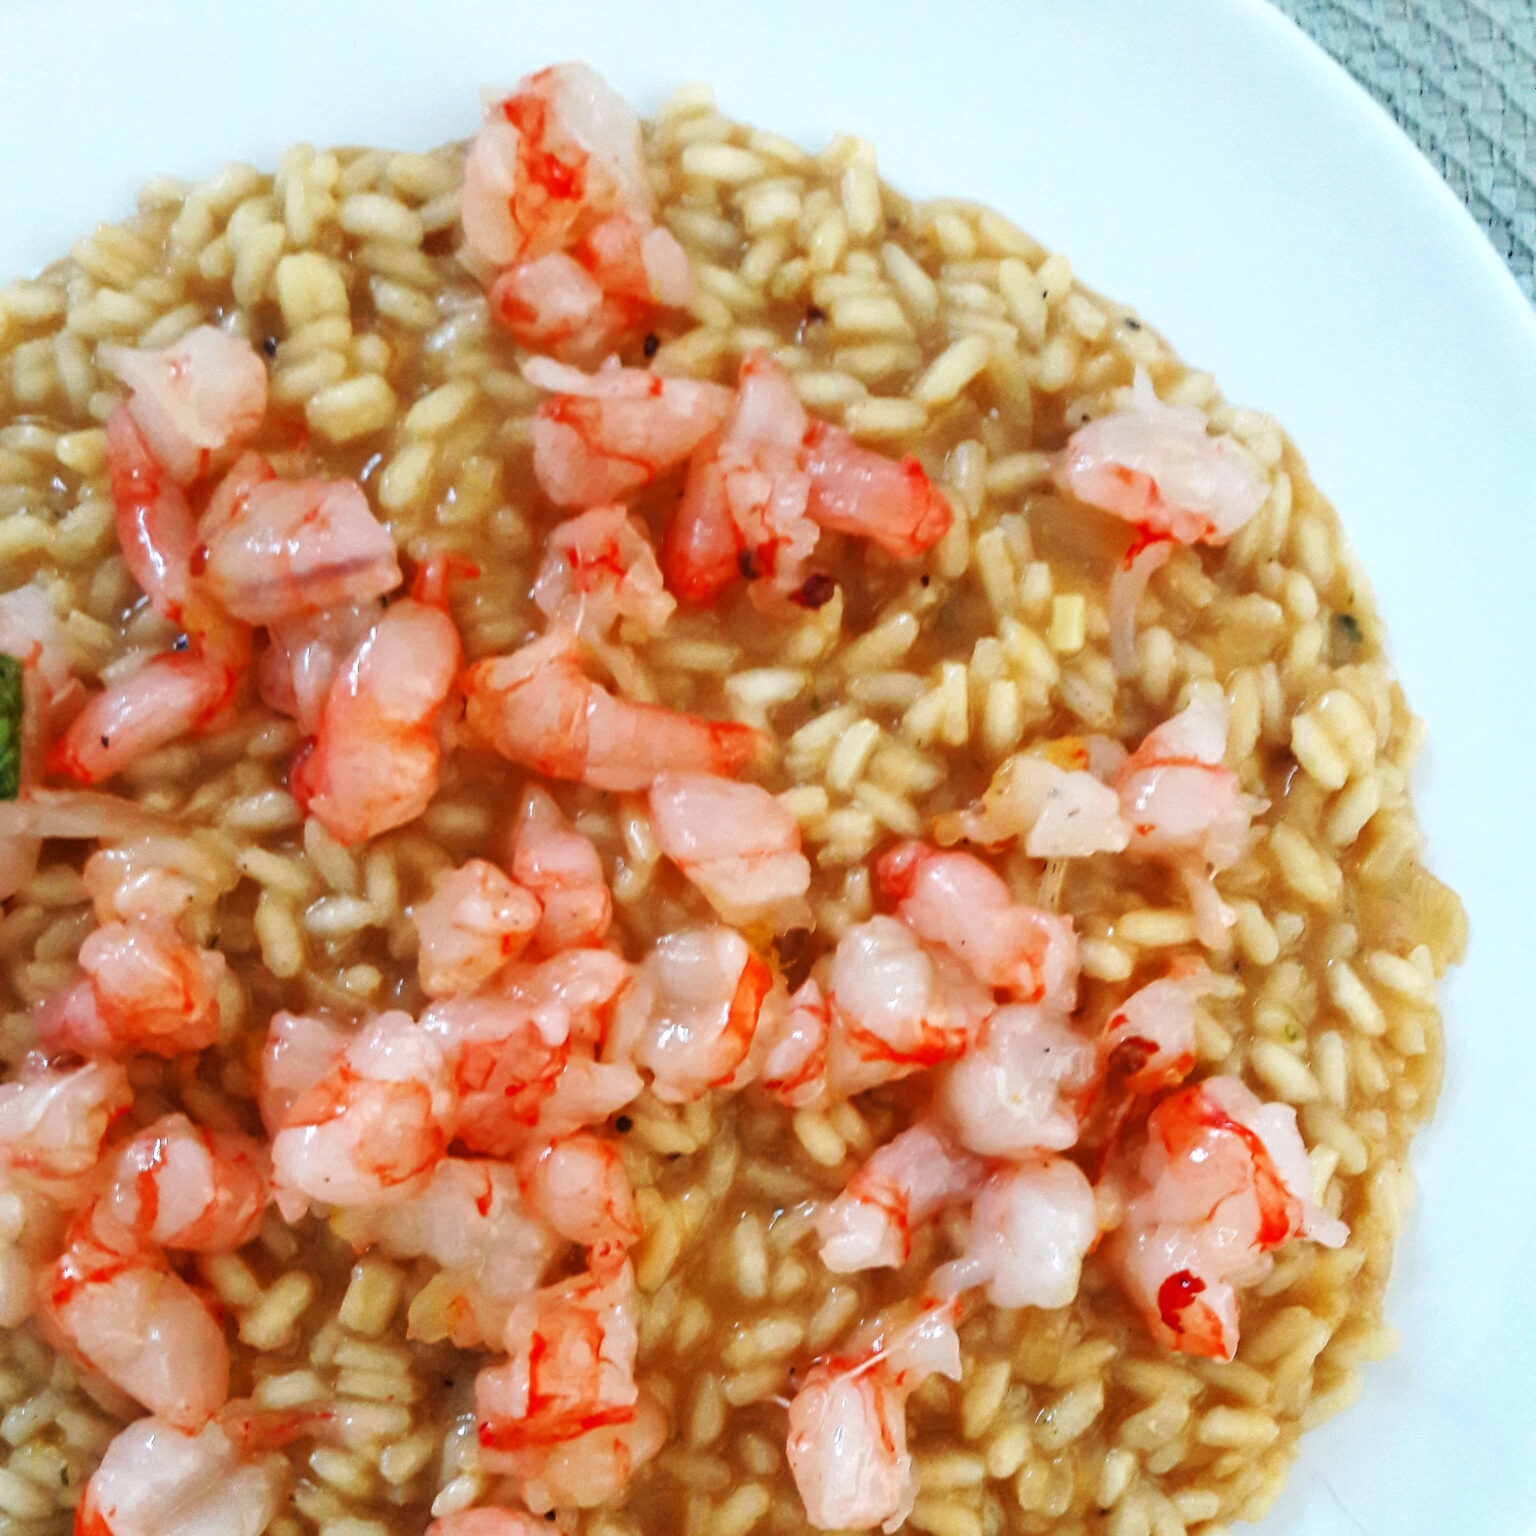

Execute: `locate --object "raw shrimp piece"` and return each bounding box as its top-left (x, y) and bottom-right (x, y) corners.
top-left (614, 926), bottom-right (774, 1103)
top-left (1054, 369), bottom-right (1266, 547)
top-left (824, 916), bottom-right (994, 1099)
top-left (785, 1300), bottom-right (961, 1533)
top-left (519, 1132), bottom-right (640, 1271)
top-left (934, 1157), bottom-right (1097, 1309)
top-left (525, 357), bottom-right (733, 508)
top-left (531, 505), bottom-right (676, 642)
top-left (462, 63), bottom-right (653, 268)
top-left (77, 1414), bottom-right (287, 1536)
top-left (876, 841), bottom-right (1078, 1008)
top-left (332, 1158), bottom-right (558, 1349)
top-left (939, 748), bottom-right (1131, 858)
top-left (42, 1231), bottom-right (229, 1430)
top-left (0, 1059), bottom-right (131, 1191)
top-left (509, 785), bottom-right (612, 955)
top-left (757, 977), bottom-right (831, 1108)
top-left (514, 1390), bottom-right (668, 1513)
top-left (268, 1011), bottom-right (455, 1219)
top-left (1109, 1075), bottom-right (1347, 1360)
top-left (464, 627), bottom-right (762, 792)
top-left (1100, 963), bottom-right (1212, 1096)
top-left (476, 1260), bottom-right (640, 1456)
top-left (663, 351), bottom-right (821, 605)
top-left (104, 326), bottom-right (267, 486)
top-left (414, 859), bottom-right (541, 998)
top-left (254, 601), bottom-right (380, 737)
top-left (291, 596), bottom-right (461, 845)
top-left (426, 1511), bottom-right (550, 1536)
top-left (817, 1122), bottom-right (984, 1273)
top-left (800, 420), bottom-right (952, 559)
top-left (47, 651), bottom-right (238, 786)
top-left (35, 918), bottom-right (224, 1058)
top-left (937, 1003), bottom-right (1097, 1158)
top-left (91, 1114), bottom-right (270, 1255)
top-left (202, 477), bottom-right (402, 627)
top-left (648, 772), bottom-right (812, 931)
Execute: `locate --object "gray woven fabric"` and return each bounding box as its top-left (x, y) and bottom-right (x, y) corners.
top-left (1273, 0), bottom-right (1536, 301)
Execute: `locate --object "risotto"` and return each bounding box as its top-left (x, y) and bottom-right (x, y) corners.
top-left (0, 62), bottom-right (1465, 1536)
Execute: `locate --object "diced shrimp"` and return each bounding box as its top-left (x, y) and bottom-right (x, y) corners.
top-left (82, 835), bottom-right (233, 928)
top-left (800, 420), bottom-right (952, 559)
top-left (876, 842), bottom-right (1078, 1008)
top-left (663, 351), bottom-right (821, 606)
top-left (612, 926), bottom-right (774, 1102)
top-left (89, 1114), bottom-right (269, 1255)
top-left (76, 1413), bottom-right (287, 1536)
top-left (268, 1011), bottom-right (454, 1220)
top-left (414, 859), bottom-right (541, 998)
top-left (254, 601), bottom-right (380, 737)
top-left (522, 1053), bottom-right (644, 1147)
top-left (291, 596), bottom-right (461, 845)
top-left (255, 1011), bottom-right (350, 1136)
top-left (202, 477), bottom-right (402, 627)
top-left (937, 1003), bottom-right (1096, 1158)
top-left (512, 1390), bottom-right (668, 1514)
top-left (1108, 1074), bottom-right (1347, 1360)
top-left (519, 1132), bottom-right (640, 1271)
top-left (0, 1058), bottom-right (131, 1193)
top-left (938, 745), bottom-right (1131, 858)
top-left (756, 977), bottom-right (831, 1108)
top-left (104, 326), bottom-right (267, 487)
top-left (648, 772), bottom-right (812, 931)
top-left (422, 948), bottom-right (633, 1155)
top-left (41, 1229), bottom-right (228, 1430)
top-left (426, 1511), bottom-right (550, 1536)
top-left (525, 357), bottom-right (733, 508)
top-left (47, 651), bottom-right (238, 787)
top-left (476, 1260), bottom-right (640, 1457)
top-left (532, 505), bottom-right (676, 642)
top-left (508, 786), bottom-right (612, 955)
top-left (462, 63), bottom-right (653, 268)
top-left (1101, 962), bottom-right (1212, 1096)
top-left (817, 1123), bottom-right (983, 1273)
top-left (34, 918), bottom-right (224, 1058)
top-left (332, 1158), bottom-right (558, 1349)
top-left (824, 916), bottom-right (993, 1099)
top-left (786, 1299), bottom-right (961, 1533)
top-left (464, 626), bottom-right (763, 792)
top-left (1054, 369), bottom-right (1266, 547)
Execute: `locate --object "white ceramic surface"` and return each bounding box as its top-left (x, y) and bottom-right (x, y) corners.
top-left (0, 1), bottom-right (1532, 1530)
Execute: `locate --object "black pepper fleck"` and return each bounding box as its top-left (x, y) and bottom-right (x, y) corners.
top-left (614, 1115), bottom-right (633, 1134)
top-left (920, 573), bottom-right (931, 587)
top-left (1124, 317), bottom-right (1142, 331)
top-left (172, 633), bottom-right (190, 652)
top-left (100, 735), bottom-right (110, 749)
top-left (261, 335), bottom-right (278, 357)
top-left (805, 304), bottom-right (826, 324)
top-left (790, 572), bottom-right (836, 609)
top-left (642, 332), bottom-right (660, 358)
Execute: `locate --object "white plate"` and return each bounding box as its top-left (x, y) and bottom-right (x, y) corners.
top-left (2, 1), bottom-right (1533, 1531)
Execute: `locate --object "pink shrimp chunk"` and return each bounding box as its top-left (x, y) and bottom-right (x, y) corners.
top-left (202, 477), bottom-right (401, 627)
top-left (77, 1414), bottom-right (288, 1536)
top-left (1100, 964), bottom-right (1212, 1097)
top-left (490, 251), bottom-right (626, 361)
top-left (426, 1512), bottom-right (551, 1536)
top-left (614, 926), bottom-right (773, 1103)
top-left (877, 841), bottom-right (1078, 1006)
top-left (757, 977), bottom-right (831, 1108)
top-left (105, 326), bottom-right (267, 486)
top-left (824, 916), bottom-right (994, 1099)
top-left (476, 1260), bottom-right (640, 1460)
top-left (525, 357), bottom-right (733, 508)
top-left (414, 859), bottom-right (541, 999)
top-left (105, 406), bottom-right (198, 625)
top-left (48, 652), bottom-right (238, 786)
top-left (1053, 369), bottom-right (1266, 547)
top-left (292, 596), bottom-right (461, 845)
top-left (42, 1232), bottom-right (229, 1431)
top-left (464, 627), bottom-right (763, 792)
top-left (941, 747), bottom-right (1131, 858)
top-left (800, 420), bottom-right (952, 558)
top-left (509, 786), bottom-right (613, 955)
top-left (532, 505), bottom-right (676, 642)
top-left (0, 1059), bottom-right (131, 1193)
top-left (332, 1158), bottom-right (559, 1348)
top-left (786, 1300), bottom-right (961, 1533)
top-left (817, 1123), bottom-right (983, 1273)
top-left (267, 1011), bottom-right (455, 1219)
top-left (519, 1132), bottom-right (640, 1271)
top-left (35, 918), bottom-right (224, 1058)
top-left (254, 601), bottom-right (379, 738)
top-left (937, 1003), bottom-right (1096, 1158)
top-left (90, 1113), bottom-right (270, 1255)
top-left (935, 1157), bottom-right (1097, 1309)
top-left (648, 772), bottom-right (812, 930)
top-left (1108, 1075), bottom-right (1347, 1360)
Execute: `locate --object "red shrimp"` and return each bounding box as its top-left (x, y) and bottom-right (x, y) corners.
top-left (508, 785), bottom-right (613, 955)
top-left (756, 977), bottom-right (831, 1108)
top-left (413, 858), bottom-right (542, 999)
top-left (531, 505), bottom-right (676, 642)
top-left (519, 1132), bottom-right (641, 1273)
top-left (800, 420), bottom-right (952, 559)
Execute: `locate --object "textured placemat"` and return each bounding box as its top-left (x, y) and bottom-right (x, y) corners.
top-left (1273, 0), bottom-right (1536, 301)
